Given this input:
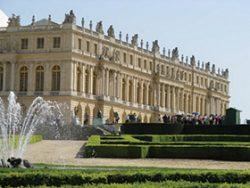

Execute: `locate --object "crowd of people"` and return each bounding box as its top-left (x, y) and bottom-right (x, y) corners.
top-left (124, 112), bottom-right (225, 125)
top-left (162, 114), bottom-right (225, 125)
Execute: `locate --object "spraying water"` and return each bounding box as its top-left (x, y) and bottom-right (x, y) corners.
top-left (0, 92), bottom-right (63, 167)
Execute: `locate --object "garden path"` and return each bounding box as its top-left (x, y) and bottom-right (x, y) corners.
top-left (24, 140), bottom-right (250, 169)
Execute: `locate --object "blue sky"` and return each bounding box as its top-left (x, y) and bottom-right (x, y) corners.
top-left (1, 0), bottom-right (250, 122)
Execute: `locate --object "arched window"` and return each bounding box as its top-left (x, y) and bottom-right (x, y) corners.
top-left (52, 65), bottom-right (60, 91)
top-left (0, 66), bottom-right (3, 91)
top-left (35, 66), bottom-right (44, 91)
top-left (77, 67), bottom-right (81, 92)
top-left (20, 66), bottom-right (28, 92)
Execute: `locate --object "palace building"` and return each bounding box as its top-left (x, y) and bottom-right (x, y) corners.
top-left (0, 11), bottom-right (230, 125)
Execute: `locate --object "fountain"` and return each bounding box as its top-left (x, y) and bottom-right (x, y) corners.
top-left (0, 92), bottom-right (63, 168)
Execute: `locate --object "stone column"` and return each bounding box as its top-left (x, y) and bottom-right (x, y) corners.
top-left (82, 65), bottom-right (86, 93)
top-left (116, 72), bottom-right (121, 99)
top-left (126, 76), bottom-right (129, 101)
top-left (10, 61), bottom-right (15, 91)
top-left (89, 66), bottom-right (93, 94)
top-left (28, 64), bottom-right (34, 93)
top-left (161, 84), bottom-right (165, 107)
top-left (44, 63), bottom-right (50, 92)
top-left (145, 83), bottom-right (149, 105)
top-left (181, 89), bottom-right (184, 112)
top-left (140, 81), bottom-right (144, 104)
top-left (172, 86), bottom-right (176, 113)
top-left (3, 62), bottom-right (6, 91)
top-left (113, 71), bottom-right (117, 97)
top-left (100, 68), bottom-right (105, 96)
top-left (132, 78), bottom-right (136, 103)
top-left (105, 69), bottom-right (109, 96)
top-left (167, 85), bottom-right (171, 111)
top-left (176, 87), bottom-right (179, 112)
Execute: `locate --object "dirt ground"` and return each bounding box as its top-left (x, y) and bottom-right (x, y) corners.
top-left (24, 140), bottom-right (250, 169)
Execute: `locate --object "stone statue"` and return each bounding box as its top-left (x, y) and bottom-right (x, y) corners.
top-left (212, 64), bottom-right (216, 73)
top-left (96, 21), bottom-right (104, 34)
top-left (107, 25), bottom-right (115, 37)
top-left (205, 62), bottom-right (210, 71)
top-left (119, 31), bottom-right (122, 40)
top-left (140, 39), bottom-right (143, 48)
top-left (171, 47), bottom-right (179, 60)
top-left (63, 10), bottom-right (76, 24)
top-left (8, 14), bottom-right (20, 27)
top-left (100, 46), bottom-right (109, 59)
top-left (131, 34), bottom-right (138, 46)
top-left (112, 49), bottom-right (120, 62)
top-left (190, 55), bottom-right (196, 66)
top-left (152, 40), bottom-right (160, 53)
top-left (126, 34), bottom-right (129, 43)
top-left (146, 41), bottom-right (149, 50)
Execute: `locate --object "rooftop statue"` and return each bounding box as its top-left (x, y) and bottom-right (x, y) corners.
top-left (107, 25), bottom-right (115, 38)
top-left (96, 21), bottom-right (104, 34)
top-left (172, 47), bottom-right (179, 60)
top-left (212, 64), bottom-right (216, 73)
top-left (131, 34), bottom-right (138, 46)
top-left (63, 10), bottom-right (76, 24)
top-left (8, 14), bottom-right (20, 27)
top-left (190, 55), bottom-right (196, 66)
top-left (205, 62), bottom-right (210, 71)
top-left (152, 40), bottom-right (160, 53)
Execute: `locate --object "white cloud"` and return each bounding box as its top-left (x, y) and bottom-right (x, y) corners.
top-left (0, 9), bottom-right (8, 27)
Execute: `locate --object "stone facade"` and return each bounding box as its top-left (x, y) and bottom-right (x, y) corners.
top-left (0, 11), bottom-right (230, 125)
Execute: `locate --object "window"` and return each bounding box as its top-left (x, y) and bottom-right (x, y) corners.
top-left (52, 65), bottom-right (60, 91)
top-left (35, 66), bottom-right (44, 91)
top-left (86, 41), bottom-right (90, 52)
top-left (20, 66), bottom-right (28, 92)
top-left (138, 58), bottom-right (141, 68)
top-left (123, 53), bottom-right (127, 63)
top-left (94, 43), bottom-right (98, 54)
top-left (224, 85), bottom-right (227, 92)
top-left (205, 78), bottom-right (207, 87)
top-left (53, 37), bottom-right (60, 48)
top-left (21, 38), bottom-right (28, 49)
top-left (37, 38), bottom-right (44, 49)
top-left (0, 67), bottom-right (3, 91)
top-left (196, 76), bottom-right (199, 84)
top-left (149, 61), bottom-right (152, 71)
top-left (130, 55), bottom-right (133, 65)
top-left (78, 39), bottom-right (82, 50)
top-left (189, 74), bottom-right (192, 82)
top-left (144, 60), bottom-right (147, 69)
top-left (201, 77), bottom-right (203, 86)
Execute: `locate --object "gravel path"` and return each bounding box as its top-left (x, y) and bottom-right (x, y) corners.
top-left (24, 140), bottom-right (250, 170)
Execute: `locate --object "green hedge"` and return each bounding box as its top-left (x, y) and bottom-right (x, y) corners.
top-left (1, 168), bottom-right (250, 187)
top-left (85, 135), bottom-right (250, 160)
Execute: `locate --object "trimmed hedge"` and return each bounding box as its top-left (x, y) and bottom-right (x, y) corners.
top-left (1, 168), bottom-right (250, 186)
top-left (85, 135), bottom-right (250, 160)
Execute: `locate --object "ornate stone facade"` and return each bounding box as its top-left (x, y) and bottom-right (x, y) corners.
top-left (0, 11), bottom-right (230, 125)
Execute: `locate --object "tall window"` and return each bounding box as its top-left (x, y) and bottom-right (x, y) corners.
top-left (53, 37), bottom-right (61, 48)
top-left (86, 41), bottom-right (90, 52)
top-left (35, 66), bottom-right (44, 91)
top-left (123, 53), bottom-right (127, 63)
top-left (78, 39), bottom-right (82, 50)
top-left (21, 38), bottom-right (28, 49)
top-left (138, 58), bottom-right (141, 68)
top-left (20, 66), bottom-right (28, 92)
top-left (37, 38), bottom-right (44, 49)
top-left (52, 65), bottom-right (60, 91)
top-left (0, 67), bottom-right (3, 91)
top-left (77, 68), bottom-right (81, 92)
top-left (94, 43), bottom-right (98, 54)
top-left (130, 55), bottom-right (133, 65)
